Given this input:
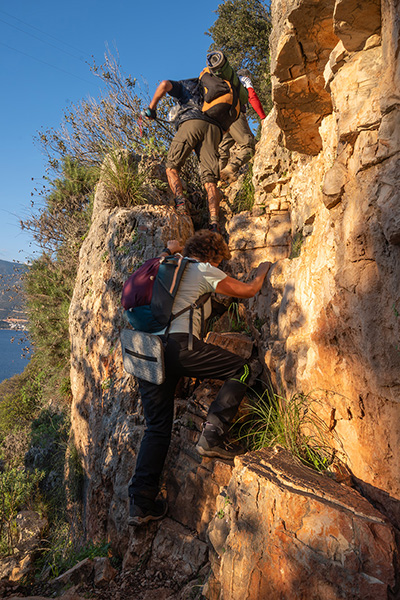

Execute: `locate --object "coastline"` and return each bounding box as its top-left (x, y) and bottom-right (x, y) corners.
top-left (0, 329), bottom-right (31, 383)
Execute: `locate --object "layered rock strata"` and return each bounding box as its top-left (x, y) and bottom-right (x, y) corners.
top-left (249, 0), bottom-right (400, 532)
top-left (206, 447), bottom-right (397, 600)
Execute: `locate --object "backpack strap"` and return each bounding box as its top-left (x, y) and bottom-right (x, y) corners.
top-left (164, 292), bottom-right (212, 351)
top-left (187, 293), bottom-right (212, 351)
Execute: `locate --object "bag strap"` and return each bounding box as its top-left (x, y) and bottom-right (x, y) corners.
top-left (164, 292), bottom-right (212, 351)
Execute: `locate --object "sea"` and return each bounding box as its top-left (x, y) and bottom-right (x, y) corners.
top-left (0, 329), bottom-right (31, 384)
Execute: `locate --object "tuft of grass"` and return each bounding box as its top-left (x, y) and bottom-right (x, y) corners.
top-left (289, 230), bottom-right (303, 259)
top-left (235, 388), bottom-right (339, 472)
top-left (232, 165), bottom-right (255, 213)
top-left (35, 523), bottom-right (111, 579)
top-left (101, 148), bottom-right (148, 208)
top-left (227, 302), bottom-right (250, 334)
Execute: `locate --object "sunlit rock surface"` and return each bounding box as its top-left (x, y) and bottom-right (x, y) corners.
top-left (206, 447), bottom-right (397, 600)
top-left (66, 0), bottom-right (400, 597)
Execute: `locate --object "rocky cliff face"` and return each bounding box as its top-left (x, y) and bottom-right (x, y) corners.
top-left (67, 0), bottom-right (400, 598)
top-left (248, 0), bottom-right (400, 529)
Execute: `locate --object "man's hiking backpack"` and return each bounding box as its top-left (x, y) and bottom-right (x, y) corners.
top-left (121, 254), bottom-right (210, 333)
top-left (199, 67), bottom-right (241, 133)
top-left (198, 53), bottom-right (248, 133)
top-left (120, 254), bottom-right (210, 383)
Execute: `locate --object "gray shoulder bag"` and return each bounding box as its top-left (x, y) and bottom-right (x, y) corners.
top-left (120, 329), bottom-right (165, 385)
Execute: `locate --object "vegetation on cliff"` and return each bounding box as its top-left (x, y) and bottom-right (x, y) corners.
top-left (0, 49), bottom-right (205, 573)
top-left (0, 0), bottom-right (275, 583)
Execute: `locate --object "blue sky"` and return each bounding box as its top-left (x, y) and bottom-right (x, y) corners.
top-left (0, 0), bottom-right (220, 263)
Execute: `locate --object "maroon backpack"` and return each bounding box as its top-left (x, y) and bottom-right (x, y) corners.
top-left (121, 255), bottom-right (210, 348)
top-left (121, 257), bottom-right (160, 310)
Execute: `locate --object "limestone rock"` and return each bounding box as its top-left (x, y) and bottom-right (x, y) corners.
top-left (145, 519), bottom-right (208, 585)
top-left (14, 510), bottom-right (48, 552)
top-left (69, 198), bottom-right (193, 546)
top-left (52, 557), bottom-right (95, 587)
top-left (376, 154), bottom-right (400, 245)
top-left (227, 209), bottom-right (291, 276)
top-left (270, 0), bottom-right (338, 154)
top-left (164, 427), bottom-right (234, 540)
top-left (207, 447), bottom-right (396, 600)
top-left (93, 556), bottom-right (118, 587)
top-left (204, 332), bottom-right (253, 360)
top-left (247, 0), bottom-right (400, 535)
top-left (333, 0), bottom-right (381, 52)
top-left (322, 161), bottom-right (347, 208)
top-left (50, 556), bottom-right (116, 591)
top-left (0, 511), bottom-right (48, 582)
top-left (380, 0), bottom-right (400, 114)
top-left (330, 46), bottom-right (382, 140)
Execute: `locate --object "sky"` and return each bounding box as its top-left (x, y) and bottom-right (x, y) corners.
top-left (0, 0), bottom-right (221, 263)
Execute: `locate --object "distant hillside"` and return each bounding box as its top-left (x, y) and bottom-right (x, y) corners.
top-left (0, 259), bottom-right (28, 328)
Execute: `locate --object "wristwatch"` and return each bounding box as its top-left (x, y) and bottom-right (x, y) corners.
top-left (162, 247), bottom-right (172, 255)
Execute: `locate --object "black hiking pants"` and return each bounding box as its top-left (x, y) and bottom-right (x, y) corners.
top-left (128, 333), bottom-right (249, 505)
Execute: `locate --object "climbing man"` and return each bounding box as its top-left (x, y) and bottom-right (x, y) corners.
top-left (128, 229), bottom-right (272, 526)
top-left (143, 51), bottom-right (248, 233)
top-left (219, 68), bottom-right (266, 185)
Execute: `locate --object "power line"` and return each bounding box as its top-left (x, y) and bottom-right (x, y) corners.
top-left (0, 8), bottom-right (92, 58)
top-left (0, 17), bottom-right (86, 63)
top-left (0, 42), bottom-right (94, 86)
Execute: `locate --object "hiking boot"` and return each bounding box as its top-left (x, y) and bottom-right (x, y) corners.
top-left (208, 222), bottom-right (222, 235)
top-left (174, 196), bottom-right (189, 216)
top-left (220, 165), bottom-right (239, 185)
top-left (196, 422), bottom-right (246, 460)
top-left (128, 497), bottom-right (168, 526)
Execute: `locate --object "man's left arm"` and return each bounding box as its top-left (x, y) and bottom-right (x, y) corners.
top-left (239, 76), bottom-right (266, 120)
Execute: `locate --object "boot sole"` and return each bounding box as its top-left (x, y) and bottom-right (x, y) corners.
top-left (128, 504), bottom-right (168, 526)
top-left (195, 443), bottom-right (244, 460)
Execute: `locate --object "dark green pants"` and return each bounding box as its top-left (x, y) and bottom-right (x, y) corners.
top-left (166, 119), bottom-right (222, 184)
top-left (219, 112), bottom-right (255, 171)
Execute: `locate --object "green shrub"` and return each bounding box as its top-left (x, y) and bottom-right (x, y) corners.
top-left (0, 369), bottom-right (44, 444)
top-left (25, 408), bottom-right (70, 516)
top-left (0, 467), bottom-right (44, 556)
top-left (289, 230), bottom-right (303, 259)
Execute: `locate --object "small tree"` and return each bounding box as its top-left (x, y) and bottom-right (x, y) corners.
top-left (207, 0), bottom-right (272, 118)
top-left (36, 50), bottom-right (174, 172)
top-left (35, 49), bottom-right (203, 205)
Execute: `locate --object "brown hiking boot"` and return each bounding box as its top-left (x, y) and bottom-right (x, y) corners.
top-left (208, 222), bottom-right (222, 235)
top-left (174, 196), bottom-right (189, 216)
top-left (220, 165), bottom-right (239, 185)
top-left (196, 422), bottom-right (246, 460)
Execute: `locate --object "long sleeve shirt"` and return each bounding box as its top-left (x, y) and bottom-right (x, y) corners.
top-left (239, 75), bottom-right (266, 120)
